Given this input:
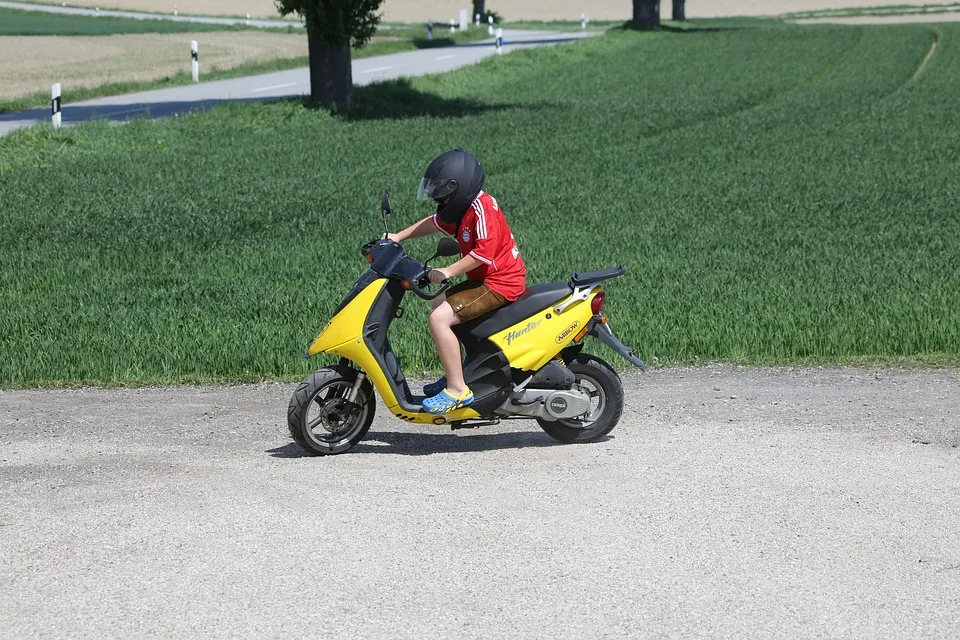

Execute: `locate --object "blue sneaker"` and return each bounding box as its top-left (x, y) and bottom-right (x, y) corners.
top-left (422, 387), bottom-right (474, 414)
top-left (423, 377), bottom-right (447, 397)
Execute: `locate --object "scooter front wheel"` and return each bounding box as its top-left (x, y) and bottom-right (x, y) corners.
top-left (287, 366), bottom-right (376, 455)
top-left (536, 354), bottom-right (624, 444)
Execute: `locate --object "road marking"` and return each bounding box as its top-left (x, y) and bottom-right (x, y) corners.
top-left (251, 82), bottom-right (298, 93)
top-left (435, 54), bottom-right (457, 60)
top-left (361, 66), bottom-right (392, 74)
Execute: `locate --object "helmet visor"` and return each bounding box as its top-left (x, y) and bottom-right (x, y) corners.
top-left (417, 177), bottom-right (458, 202)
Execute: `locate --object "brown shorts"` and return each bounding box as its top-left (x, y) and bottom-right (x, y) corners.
top-left (445, 280), bottom-right (508, 323)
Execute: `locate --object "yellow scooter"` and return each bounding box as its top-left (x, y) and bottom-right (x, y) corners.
top-left (288, 191), bottom-right (645, 455)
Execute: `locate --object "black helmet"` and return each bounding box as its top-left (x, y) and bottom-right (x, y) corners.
top-left (417, 148), bottom-right (485, 226)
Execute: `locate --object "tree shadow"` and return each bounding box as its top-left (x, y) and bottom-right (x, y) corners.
top-left (267, 430), bottom-right (612, 457)
top-left (619, 21), bottom-right (759, 34)
top-left (314, 77), bottom-right (529, 121)
top-left (412, 38), bottom-right (459, 49)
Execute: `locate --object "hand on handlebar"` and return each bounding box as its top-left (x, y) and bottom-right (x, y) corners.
top-left (383, 233), bottom-right (402, 243)
top-left (427, 268), bottom-right (450, 285)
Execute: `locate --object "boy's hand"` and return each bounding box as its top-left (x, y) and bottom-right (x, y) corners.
top-left (384, 233), bottom-right (402, 243)
top-left (427, 268), bottom-right (449, 284)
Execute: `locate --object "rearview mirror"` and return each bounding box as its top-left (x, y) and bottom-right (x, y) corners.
top-left (435, 237), bottom-right (461, 258)
top-left (380, 189), bottom-right (391, 217)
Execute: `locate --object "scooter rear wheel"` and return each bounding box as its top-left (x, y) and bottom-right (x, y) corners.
top-left (537, 354), bottom-right (624, 443)
top-left (287, 366), bottom-right (376, 455)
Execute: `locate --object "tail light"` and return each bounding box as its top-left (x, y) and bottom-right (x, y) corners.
top-left (590, 291), bottom-right (606, 315)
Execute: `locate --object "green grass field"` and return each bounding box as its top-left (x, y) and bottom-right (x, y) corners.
top-left (2, 20), bottom-right (958, 386)
top-left (0, 7), bottom-right (251, 35)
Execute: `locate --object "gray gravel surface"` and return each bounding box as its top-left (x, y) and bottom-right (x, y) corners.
top-left (1, 365), bottom-right (959, 638)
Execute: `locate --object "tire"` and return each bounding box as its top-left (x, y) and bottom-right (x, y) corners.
top-left (537, 354), bottom-right (624, 444)
top-left (287, 365), bottom-right (376, 456)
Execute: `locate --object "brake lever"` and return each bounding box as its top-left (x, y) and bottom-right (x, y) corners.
top-left (410, 268), bottom-right (451, 300)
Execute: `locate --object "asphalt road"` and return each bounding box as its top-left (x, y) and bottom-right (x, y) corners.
top-left (1, 365), bottom-right (958, 638)
top-left (0, 28), bottom-right (595, 136)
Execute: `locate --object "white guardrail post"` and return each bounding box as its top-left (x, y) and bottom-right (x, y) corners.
top-left (496, 28), bottom-right (503, 54)
top-left (488, 15), bottom-right (494, 35)
top-left (51, 83), bottom-right (61, 129)
top-left (475, 12), bottom-right (480, 26)
top-left (191, 40), bottom-right (199, 82)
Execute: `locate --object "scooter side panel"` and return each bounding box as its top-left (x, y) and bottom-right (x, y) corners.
top-left (308, 278), bottom-right (388, 356)
top-left (491, 292), bottom-right (599, 371)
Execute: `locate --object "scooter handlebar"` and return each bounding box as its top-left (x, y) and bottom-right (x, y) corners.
top-left (408, 268), bottom-right (450, 300)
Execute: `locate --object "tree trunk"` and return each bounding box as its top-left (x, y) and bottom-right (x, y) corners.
top-left (632, 0), bottom-right (660, 29)
top-left (473, 0), bottom-right (485, 19)
top-left (673, 0), bottom-right (685, 21)
top-left (307, 30), bottom-right (353, 111)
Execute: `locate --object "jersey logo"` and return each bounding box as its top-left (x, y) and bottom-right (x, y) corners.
top-left (462, 229), bottom-right (471, 242)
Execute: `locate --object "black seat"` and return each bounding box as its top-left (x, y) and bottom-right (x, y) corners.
top-left (454, 282), bottom-right (573, 341)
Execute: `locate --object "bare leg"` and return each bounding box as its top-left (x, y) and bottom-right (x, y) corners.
top-left (428, 301), bottom-right (466, 396)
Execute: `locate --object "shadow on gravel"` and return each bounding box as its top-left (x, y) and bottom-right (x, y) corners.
top-left (267, 430), bottom-right (610, 457)
top-left (267, 443), bottom-right (317, 459)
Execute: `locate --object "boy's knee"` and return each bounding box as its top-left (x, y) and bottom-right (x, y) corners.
top-left (429, 302), bottom-right (456, 328)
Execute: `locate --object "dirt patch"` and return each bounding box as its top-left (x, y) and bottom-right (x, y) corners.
top-left (26, 0), bottom-right (960, 21)
top-left (0, 31), bottom-right (307, 101)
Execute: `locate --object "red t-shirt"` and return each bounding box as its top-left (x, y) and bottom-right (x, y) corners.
top-left (434, 191), bottom-right (527, 301)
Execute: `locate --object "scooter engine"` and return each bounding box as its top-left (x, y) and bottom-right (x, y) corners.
top-left (497, 388), bottom-right (592, 421)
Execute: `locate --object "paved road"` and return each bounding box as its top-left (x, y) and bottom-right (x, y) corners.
top-left (0, 29), bottom-right (594, 136)
top-left (1, 366), bottom-right (958, 637)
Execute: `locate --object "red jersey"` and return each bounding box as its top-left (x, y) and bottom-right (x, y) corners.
top-left (434, 191), bottom-right (527, 301)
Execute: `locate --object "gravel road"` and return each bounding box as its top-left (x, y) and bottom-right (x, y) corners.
top-left (1, 365), bottom-right (958, 638)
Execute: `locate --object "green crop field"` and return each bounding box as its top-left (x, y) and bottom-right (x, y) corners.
top-left (1, 20), bottom-right (958, 387)
top-left (0, 7), bottom-right (249, 35)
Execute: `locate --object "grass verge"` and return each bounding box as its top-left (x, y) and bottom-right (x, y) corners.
top-left (2, 20), bottom-right (958, 386)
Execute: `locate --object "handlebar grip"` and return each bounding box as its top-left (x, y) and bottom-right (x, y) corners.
top-left (409, 270), bottom-right (450, 300)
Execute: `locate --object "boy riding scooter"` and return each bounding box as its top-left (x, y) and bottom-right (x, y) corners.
top-left (387, 148), bottom-right (526, 414)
